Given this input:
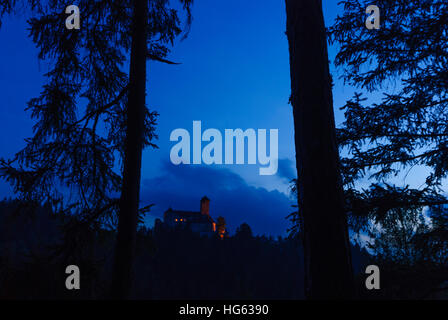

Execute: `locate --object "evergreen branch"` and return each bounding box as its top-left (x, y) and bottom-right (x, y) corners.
top-left (147, 53), bottom-right (180, 65)
top-left (348, 147), bottom-right (448, 169)
top-left (67, 84), bottom-right (129, 129)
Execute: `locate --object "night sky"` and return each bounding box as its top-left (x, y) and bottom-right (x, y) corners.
top-left (0, 1), bottom-right (429, 236)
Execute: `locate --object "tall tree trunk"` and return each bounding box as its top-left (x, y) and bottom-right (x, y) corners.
top-left (110, 0), bottom-right (147, 299)
top-left (285, 0), bottom-right (354, 299)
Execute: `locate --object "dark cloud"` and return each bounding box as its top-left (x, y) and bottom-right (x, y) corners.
top-left (141, 162), bottom-right (294, 236)
top-left (277, 158), bottom-right (296, 183)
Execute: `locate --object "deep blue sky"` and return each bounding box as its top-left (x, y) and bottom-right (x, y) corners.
top-left (0, 1), bottom-right (430, 236)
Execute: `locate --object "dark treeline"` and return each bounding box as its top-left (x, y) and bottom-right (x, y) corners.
top-left (0, 199), bottom-right (371, 299)
top-left (1, 0), bottom-right (447, 300)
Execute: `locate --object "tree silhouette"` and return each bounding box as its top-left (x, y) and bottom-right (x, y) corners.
top-left (329, 0), bottom-right (448, 297)
top-left (235, 223), bottom-right (253, 240)
top-left (362, 204), bottom-right (447, 299)
top-left (0, 0), bottom-right (193, 299)
top-left (285, 0), bottom-right (354, 299)
top-left (329, 0), bottom-right (448, 219)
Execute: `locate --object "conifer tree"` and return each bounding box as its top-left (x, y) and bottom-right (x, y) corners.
top-left (328, 0), bottom-right (448, 229)
top-left (0, 0), bottom-right (193, 298)
top-left (329, 0), bottom-right (448, 297)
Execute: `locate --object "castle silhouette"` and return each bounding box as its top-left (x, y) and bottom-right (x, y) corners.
top-left (163, 196), bottom-right (218, 237)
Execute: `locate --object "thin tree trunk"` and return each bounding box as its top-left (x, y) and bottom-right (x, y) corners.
top-left (285, 0), bottom-right (354, 299)
top-left (110, 0), bottom-right (147, 299)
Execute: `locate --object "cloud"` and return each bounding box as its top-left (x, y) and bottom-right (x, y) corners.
top-left (277, 158), bottom-right (296, 183)
top-left (140, 162), bottom-right (294, 236)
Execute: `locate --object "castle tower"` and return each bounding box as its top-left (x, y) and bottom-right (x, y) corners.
top-left (200, 196), bottom-right (210, 216)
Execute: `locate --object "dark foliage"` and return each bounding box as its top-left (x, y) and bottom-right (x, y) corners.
top-left (328, 0), bottom-right (448, 204)
top-left (0, 0), bottom-right (192, 245)
top-left (328, 0), bottom-right (448, 297)
top-left (285, 0), bottom-right (354, 298)
top-left (0, 200), bottom-right (372, 299)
